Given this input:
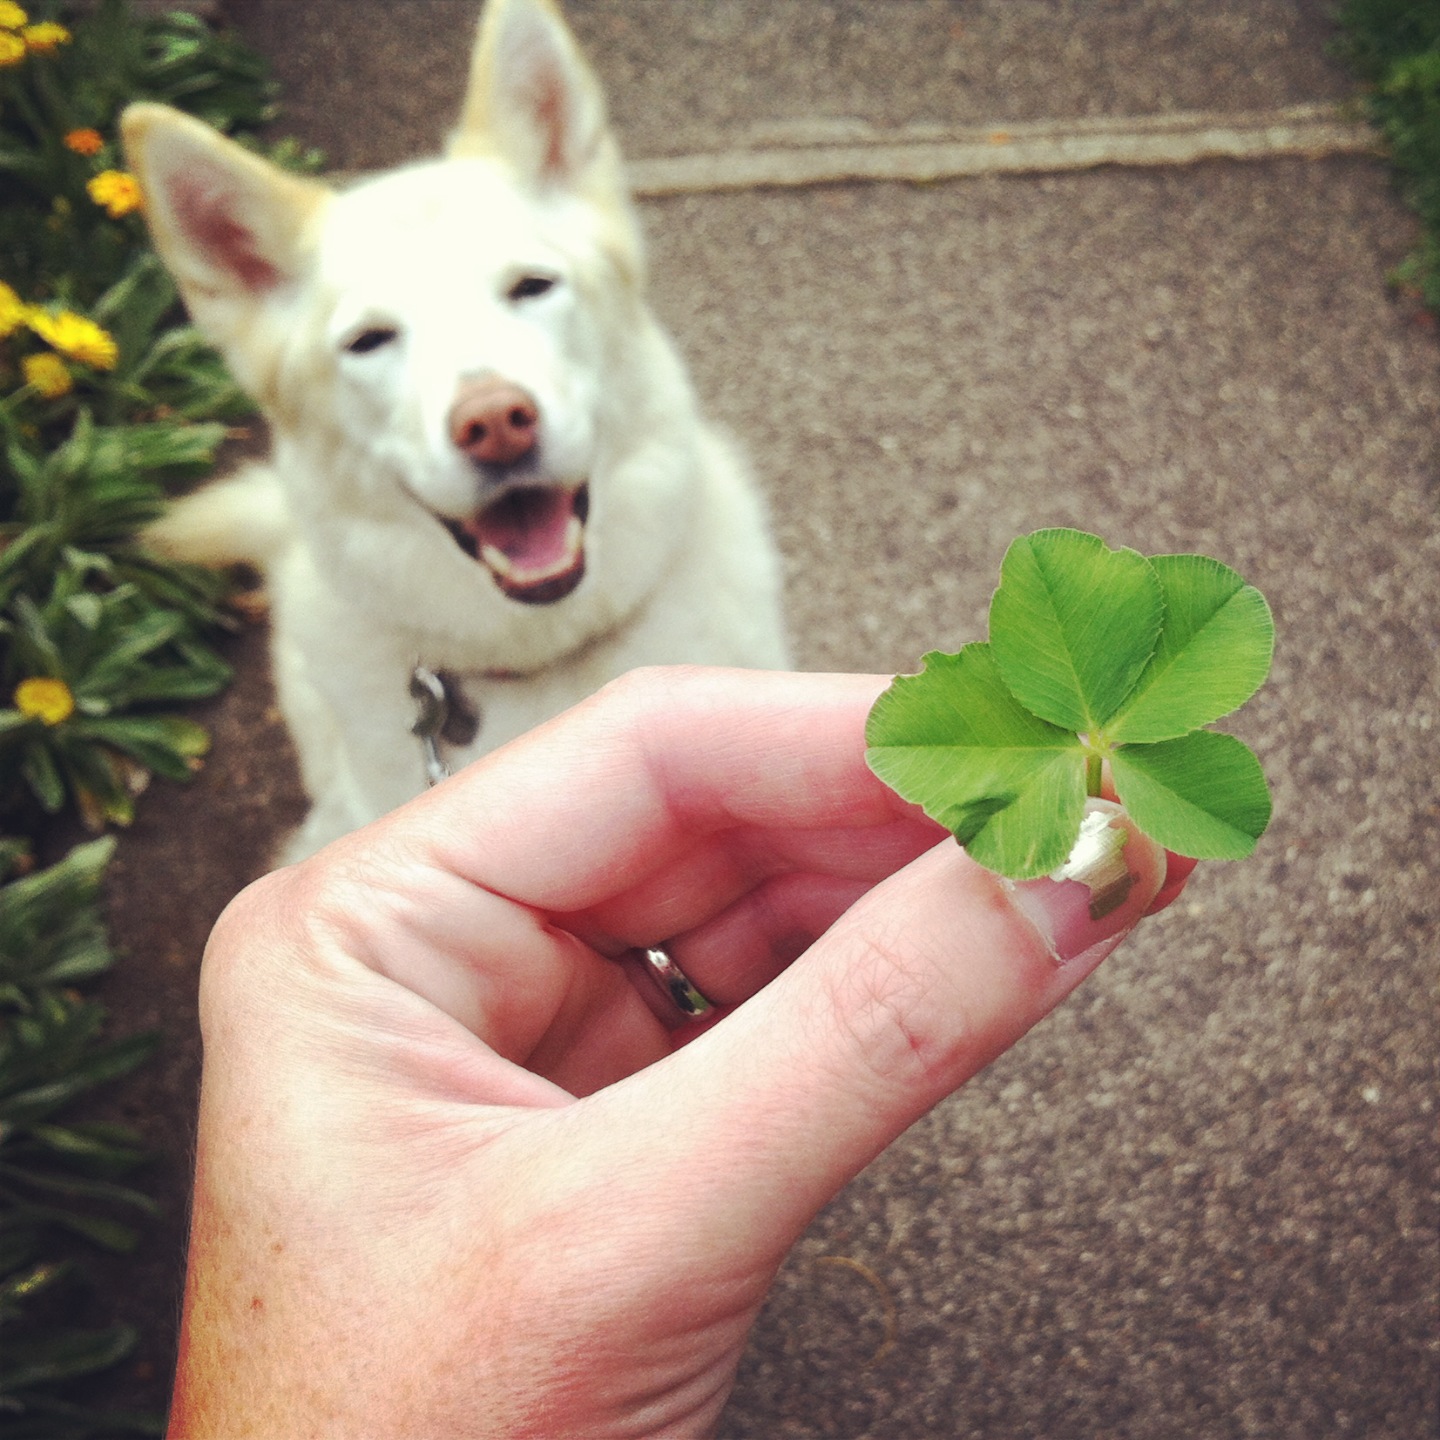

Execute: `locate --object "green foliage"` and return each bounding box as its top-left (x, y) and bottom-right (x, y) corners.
top-left (866, 529), bottom-right (1275, 879)
top-left (0, 1), bottom-right (322, 832)
top-left (0, 2), bottom-right (313, 1431)
top-left (1, 569), bottom-right (221, 827)
top-left (0, 840), bottom-right (162, 1436)
top-left (0, 0), bottom-right (281, 307)
top-left (1335, 0), bottom-right (1440, 309)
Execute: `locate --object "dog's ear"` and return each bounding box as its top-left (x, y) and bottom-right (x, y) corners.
top-left (121, 104), bottom-right (328, 358)
top-left (449, 0), bottom-right (620, 200)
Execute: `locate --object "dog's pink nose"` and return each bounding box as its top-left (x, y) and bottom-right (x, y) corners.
top-left (449, 380), bottom-right (539, 466)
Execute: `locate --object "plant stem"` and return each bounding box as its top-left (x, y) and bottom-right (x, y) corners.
top-left (1086, 751), bottom-right (1103, 797)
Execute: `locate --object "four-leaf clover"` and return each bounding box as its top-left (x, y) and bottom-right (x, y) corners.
top-left (865, 528), bottom-right (1274, 880)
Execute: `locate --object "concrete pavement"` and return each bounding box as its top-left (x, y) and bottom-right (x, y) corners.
top-left (101, 3), bottom-right (1437, 1434)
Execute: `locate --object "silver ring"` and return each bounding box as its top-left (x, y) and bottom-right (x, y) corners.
top-left (639, 945), bottom-right (714, 1020)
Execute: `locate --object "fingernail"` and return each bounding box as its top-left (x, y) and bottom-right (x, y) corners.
top-left (1006, 799), bottom-right (1152, 965)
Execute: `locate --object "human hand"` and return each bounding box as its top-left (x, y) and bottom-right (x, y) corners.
top-left (169, 667), bottom-right (1186, 1439)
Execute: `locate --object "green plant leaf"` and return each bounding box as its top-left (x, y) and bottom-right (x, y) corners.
top-left (20, 741), bottom-right (67, 814)
top-left (0, 1034), bottom-right (157, 1126)
top-left (0, 1322), bottom-right (138, 1391)
top-left (73, 609), bottom-right (187, 695)
top-left (0, 1260), bottom-right (73, 1310)
top-left (1108, 554), bottom-right (1275, 742)
top-left (865, 644), bottom-right (1087, 879)
top-left (989, 528), bottom-right (1163, 732)
top-left (1110, 730), bottom-right (1272, 859)
top-left (0, 1163), bottom-right (159, 1216)
top-left (72, 714), bottom-right (210, 778)
top-left (866, 529), bottom-right (1275, 877)
top-left (29, 1123), bottom-right (151, 1175)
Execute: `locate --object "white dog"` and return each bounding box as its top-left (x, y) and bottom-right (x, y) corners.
top-left (123, 0), bottom-right (787, 862)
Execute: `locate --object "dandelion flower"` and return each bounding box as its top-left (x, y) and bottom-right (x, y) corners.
top-left (26, 310), bottom-right (119, 370)
top-left (14, 677), bottom-right (75, 727)
top-left (22, 351), bottom-right (72, 398)
top-left (0, 30), bottom-right (23, 65)
top-left (21, 20), bottom-right (67, 51)
top-left (87, 169), bottom-right (143, 219)
top-left (0, 2), bottom-right (28, 29)
top-left (0, 281), bottom-right (27, 339)
top-left (23, 350), bottom-right (73, 397)
top-left (64, 127), bottom-right (104, 156)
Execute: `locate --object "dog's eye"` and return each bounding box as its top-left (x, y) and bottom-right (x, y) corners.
top-left (344, 326), bottom-right (400, 355)
top-left (507, 274), bottom-right (558, 303)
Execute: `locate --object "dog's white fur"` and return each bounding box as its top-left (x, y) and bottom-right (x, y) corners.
top-left (123, 0), bottom-right (787, 862)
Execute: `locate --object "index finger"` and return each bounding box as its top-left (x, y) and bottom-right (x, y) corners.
top-left (392, 667), bottom-right (914, 910)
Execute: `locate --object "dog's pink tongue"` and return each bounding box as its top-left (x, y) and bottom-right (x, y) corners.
top-left (474, 488), bottom-right (579, 572)
top-left (461, 486), bottom-right (586, 603)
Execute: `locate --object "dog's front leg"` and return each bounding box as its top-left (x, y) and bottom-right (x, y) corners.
top-left (265, 584), bottom-right (442, 861)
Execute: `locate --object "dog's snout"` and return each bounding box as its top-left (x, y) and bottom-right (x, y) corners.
top-left (449, 379), bottom-right (539, 466)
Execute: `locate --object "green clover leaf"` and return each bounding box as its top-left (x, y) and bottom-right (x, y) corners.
top-left (1109, 730), bottom-right (1272, 860)
top-left (1107, 553), bottom-right (1274, 743)
top-left (989, 528), bottom-right (1163, 734)
top-left (866, 644), bottom-right (1087, 878)
top-left (865, 529), bottom-right (1274, 879)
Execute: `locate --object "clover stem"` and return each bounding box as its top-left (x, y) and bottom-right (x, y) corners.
top-left (1081, 731), bottom-right (1117, 798)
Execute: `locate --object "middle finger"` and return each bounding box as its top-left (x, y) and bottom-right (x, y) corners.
top-left (557, 814), bottom-right (944, 957)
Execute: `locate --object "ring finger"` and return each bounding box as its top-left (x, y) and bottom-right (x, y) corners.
top-left (613, 869), bottom-right (882, 1028)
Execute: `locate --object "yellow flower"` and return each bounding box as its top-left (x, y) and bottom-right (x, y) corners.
top-left (22, 351), bottom-right (72, 398)
top-left (0, 30), bottom-right (23, 65)
top-left (26, 309), bottom-right (119, 370)
top-left (86, 169), bottom-right (143, 219)
top-left (0, 281), bottom-right (27, 339)
top-left (14, 677), bottom-right (74, 726)
top-left (20, 20), bottom-right (67, 51)
top-left (0, 2), bottom-right (28, 29)
top-left (64, 127), bottom-right (104, 156)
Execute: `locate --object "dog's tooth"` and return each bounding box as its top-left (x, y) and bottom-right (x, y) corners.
top-left (565, 515), bottom-right (584, 555)
top-left (479, 544), bottom-right (513, 577)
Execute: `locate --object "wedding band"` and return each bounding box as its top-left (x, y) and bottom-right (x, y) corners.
top-left (639, 945), bottom-right (714, 1020)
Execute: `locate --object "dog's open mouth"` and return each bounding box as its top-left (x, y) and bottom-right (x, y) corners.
top-left (444, 484), bottom-right (588, 605)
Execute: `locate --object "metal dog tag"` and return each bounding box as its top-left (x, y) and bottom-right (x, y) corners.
top-left (409, 665), bottom-right (452, 786)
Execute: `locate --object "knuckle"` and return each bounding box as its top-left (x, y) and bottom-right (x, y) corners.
top-left (197, 849), bottom-right (382, 1025)
top-left (815, 916), bottom-right (977, 1104)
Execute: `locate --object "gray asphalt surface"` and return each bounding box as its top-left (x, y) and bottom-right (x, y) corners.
top-left (100, 2), bottom-right (1437, 1435)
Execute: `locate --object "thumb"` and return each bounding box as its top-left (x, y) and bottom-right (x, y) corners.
top-left (590, 801), bottom-right (1167, 1264)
